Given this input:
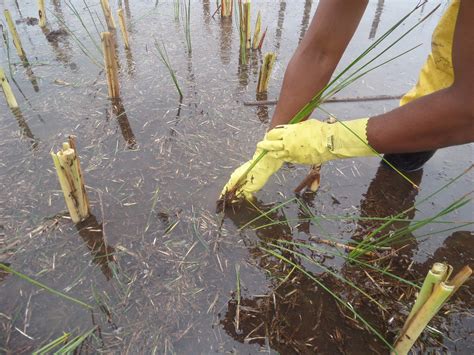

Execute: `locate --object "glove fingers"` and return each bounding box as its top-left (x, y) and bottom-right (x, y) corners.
top-left (265, 150), bottom-right (289, 160)
top-left (265, 127), bottom-right (285, 141)
top-left (256, 140), bottom-right (284, 152)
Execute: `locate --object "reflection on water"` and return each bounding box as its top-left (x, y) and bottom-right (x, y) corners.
top-left (219, 17), bottom-right (233, 65)
top-left (112, 98), bottom-right (137, 149)
top-left (369, 0), bottom-right (385, 39)
top-left (10, 107), bottom-right (39, 149)
top-left (76, 214), bottom-right (116, 281)
top-left (274, 1), bottom-right (287, 52)
top-left (299, 0), bottom-right (313, 43)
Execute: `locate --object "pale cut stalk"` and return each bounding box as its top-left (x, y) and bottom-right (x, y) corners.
top-left (51, 141), bottom-right (90, 223)
top-left (447, 265), bottom-right (472, 297)
top-left (38, 0), bottom-right (47, 27)
top-left (243, 1), bottom-right (251, 49)
top-left (117, 8), bottom-right (130, 49)
top-left (403, 263), bottom-right (448, 329)
top-left (252, 11), bottom-right (261, 50)
top-left (393, 282), bottom-right (454, 355)
top-left (222, 0), bottom-right (233, 17)
top-left (4, 9), bottom-right (26, 59)
top-left (101, 32), bottom-right (120, 98)
top-left (68, 136), bottom-right (90, 217)
top-left (51, 150), bottom-right (81, 223)
top-left (0, 66), bottom-right (19, 109)
top-left (100, 0), bottom-right (116, 31)
top-left (257, 52), bottom-right (276, 93)
top-left (60, 147), bottom-right (89, 219)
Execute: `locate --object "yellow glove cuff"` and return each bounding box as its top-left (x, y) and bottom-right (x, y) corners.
top-left (323, 118), bottom-right (376, 160)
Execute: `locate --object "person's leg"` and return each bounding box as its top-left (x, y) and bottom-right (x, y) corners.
top-left (382, 150), bottom-right (436, 172)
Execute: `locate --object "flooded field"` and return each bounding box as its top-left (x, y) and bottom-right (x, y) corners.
top-left (1, 1), bottom-right (473, 354)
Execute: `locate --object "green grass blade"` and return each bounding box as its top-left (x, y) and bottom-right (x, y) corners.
top-left (0, 264), bottom-right (93, 309)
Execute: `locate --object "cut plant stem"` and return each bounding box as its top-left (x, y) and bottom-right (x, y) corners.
top-left (4, 9), bottom-right (26, 59)
top-left (243, 0), bottom-right (251, 49)
top-left (38, 0), bottom-right (47, 27)
top-left (393, 265), bottom-right (471, 355)
top-left (252, 10), bottom-right (261, 50)
top-left (100, 0), bottom-right (116, 31)
top-left (101, 31), bottom-right (120, 98)
top-left (0, 66), bottom-right (19, 109)
top-left (117, 8), bottom-right (130, 49)
top-left (221, 0), bottom-right (233, 17)
top-left (257, 26), bottom-right (267, 50)
top-left (403, 262), bottom-right (448, 328)
top-left (51, 140), bottom-right (90, 224)
top-left (257, 52), bottom-right (275, 93)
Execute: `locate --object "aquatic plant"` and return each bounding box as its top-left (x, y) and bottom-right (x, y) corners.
top-left (154, 40), bottom-right (184, 99)
top-left (182, 0), bottom-right (192, 54)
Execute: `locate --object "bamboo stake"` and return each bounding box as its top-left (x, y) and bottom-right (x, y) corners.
top-left (252, 10), bottom-right (261, 50)
top-left (257, 52), bottom-right (276, 93)
top-left (393, 265), bottom-right (472, 355)
top-left (0, 67), bottom-right (19, 109)
top-left (100, 0), bottom-right (116, 31)
top-left (117, 8), bottom-right (130, 49)
top-left (38, 0), bottom-right (47, 28)
top-left (4, 9), bottom-right (26, 59)
top-left (51, 141), bottom-right (90, 224)
top-left (101, 32), bottom-right (120, 98)
top-left (243, 0), bottom-right (251, 49)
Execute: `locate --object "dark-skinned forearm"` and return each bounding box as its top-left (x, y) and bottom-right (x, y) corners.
top-left (270, 0), bottom-right (368, 129)
top-left (368, 86), bottom-right (474, 153)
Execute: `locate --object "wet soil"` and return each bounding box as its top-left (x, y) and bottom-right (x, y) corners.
top-left (0, 1), bottom-right (472, 354)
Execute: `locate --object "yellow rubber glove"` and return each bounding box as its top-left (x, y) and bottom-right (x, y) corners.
top-left (256, 118), bottom-right (376, 165)
top-left (221, 146), bottom-right (283, 200)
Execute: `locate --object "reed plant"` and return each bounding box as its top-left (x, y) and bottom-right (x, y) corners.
top-left (154, 40), bottom-right (183, 99)
top-left (182, 0), bottom-right (192, 54)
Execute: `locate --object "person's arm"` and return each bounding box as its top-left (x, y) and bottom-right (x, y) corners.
top-left (367, 0), bottom-right (474, 152)
top-left (270, 0), bottom-right (368, 129)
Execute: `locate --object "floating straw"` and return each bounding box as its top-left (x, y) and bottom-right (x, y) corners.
top-left (252, 10), bottom-right (261, 50)
top-left (117, 8), bottom-right (130, 49)
top-left (4, 9), bottom-right (26, 59)
top-left (38, 0), bottom-right (47, 27)
top-left (0, 66), bottom-right (19, 109)
top-left (51, 139), bottom-right (90, 224)
top-left (393, 265), bottom-right (472, 355)
top-left (101, 31), bottom-right (120, 98)
top-left (257, 52), bottom-right (275, 93)
top-left (100, 0), bottom-right (116, 31)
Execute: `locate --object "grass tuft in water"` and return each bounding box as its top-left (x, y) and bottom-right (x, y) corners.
top-left (154, 40), bottom-right (183, 100)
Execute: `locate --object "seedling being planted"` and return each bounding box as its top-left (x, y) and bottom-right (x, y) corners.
top-left (100, 0), bottom-right (116, 31)
top-left (117, 8), bottom-right (130, 49)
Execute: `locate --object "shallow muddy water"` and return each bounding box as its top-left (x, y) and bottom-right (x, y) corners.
top-left (0, 1), bottom-right (473, 354)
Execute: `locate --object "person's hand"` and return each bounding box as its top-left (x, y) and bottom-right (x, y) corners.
top-left (221, 147), bottom-right (283, 200)
top-left (257, 118), bottom-right (375, 165)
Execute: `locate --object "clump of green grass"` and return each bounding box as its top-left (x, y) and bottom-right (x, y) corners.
top-left (181, 0), bottom-right (192, 54)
